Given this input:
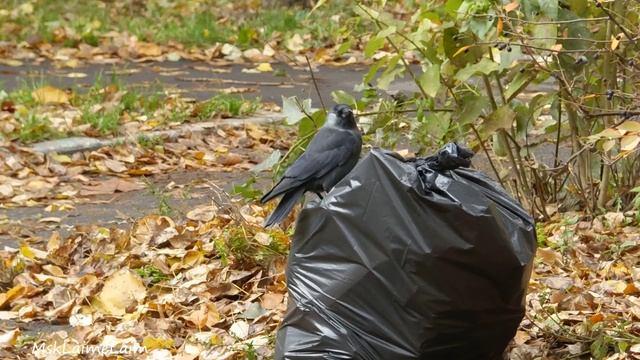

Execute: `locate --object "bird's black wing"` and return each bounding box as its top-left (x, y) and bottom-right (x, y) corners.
top-left (260, 127), bottom-right (359, 203)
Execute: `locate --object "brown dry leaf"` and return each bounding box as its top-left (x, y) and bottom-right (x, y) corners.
top-left (243, 48), bottom-right (270, 62)
top-left (186, 205), bottom-right (217, 222)
top-left (504, 1), bottom-right (520, 12)
top-left (93, 269), bottom-right (147, 316)
top-left (537, 247), bottom-right (562, 266)
top-left (513, 330), bottom-right (530, 345)
top-left (0, 184), bottom-right (14, 199)
top-left (80, 178), bottom-right (145, 196)
top-left (104, 159), bottom-right (128, 173)
top-left (596, 280), bottom-right (628, 295)
top-left (219, 153), bottom-right (243, 166)
top-left (261, 292), bottom-right (284, 310)
top-left (136, 42), bottom-right (163, 57)
top-left (186, 303), bottom-right (221, 328)
top-left (32, 86), bottom-right (70, 104)
top-left (621, 134), bottom-right (640, 152)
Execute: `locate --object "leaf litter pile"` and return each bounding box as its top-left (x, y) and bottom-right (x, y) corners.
top-left (0, 122), bottom-right (294, 359)
top-left (0, 191), bottom-right (289, 359)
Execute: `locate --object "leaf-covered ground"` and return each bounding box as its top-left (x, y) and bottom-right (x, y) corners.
top-left (1, 1), bottom-right (640, 359)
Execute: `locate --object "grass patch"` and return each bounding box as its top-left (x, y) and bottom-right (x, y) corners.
top-left (137, 134), bottom-right (164, 149)
top-left (18, 113), bottom-right (59, 143)
top-left (81, 106), bottom-right (121, 135)
top-left (134, 265), bottom-right (169, 285)
top-left (0, 0), bottom-right (360, 50)
top-left (195, 94), bottom-right (260, 121)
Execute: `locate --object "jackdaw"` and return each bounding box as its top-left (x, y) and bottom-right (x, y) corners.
top-left (260, 104), bottom-right (362, 227)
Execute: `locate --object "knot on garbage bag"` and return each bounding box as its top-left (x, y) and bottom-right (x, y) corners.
top-left (415, 142), bottom-right (474, 171)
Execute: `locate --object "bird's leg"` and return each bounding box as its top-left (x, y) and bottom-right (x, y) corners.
top-left (314, 191), bottom-right (324, 200)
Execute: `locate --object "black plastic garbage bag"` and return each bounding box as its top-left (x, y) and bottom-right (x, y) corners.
top-left (275, 143), bottom-right (537, 360)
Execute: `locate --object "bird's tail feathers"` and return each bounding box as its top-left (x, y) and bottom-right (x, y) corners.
top-left (260, 179), bottom-right (284, 204)
top-left (263, 187), bottom-right (305, 228)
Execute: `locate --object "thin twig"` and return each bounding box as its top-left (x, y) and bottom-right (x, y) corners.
top-left (357, 108), bottom-right (454, 116)
top-left (357, 4), bottom-right (431, 100)
top-left (470, 124), bottom-right (505, 189)
top-left (536, 143), bottom-right (595, 173)
top-left (599, 3), bottom-right (637, 48)
top-left (304, 55), bottom-right (326, 112)
top-left (473, 14), bottom-right (609, 24)
top-left (475, 42), bottom-right (604, 54)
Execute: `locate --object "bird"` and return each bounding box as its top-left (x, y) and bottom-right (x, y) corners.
top-left (260, 104), bottom-right (362, 228)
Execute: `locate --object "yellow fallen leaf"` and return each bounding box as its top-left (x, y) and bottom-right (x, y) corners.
top-left (20, 245), bottom-right (35, 259)
top-left (142, 337), bottom-right (174, 350)
top-left (93, 269), bottom-right (147, 316)
top-left (32, 86), bottom-right (70, 104)
top-left (611, 33), bottom-right (624, 51)
top-left (595, 128), bottom-right (623, 139)
top-left (453, 45), bottom-right (474, 58)
top-left (602, 139), bottom-right (616, 153)
top-left (0, 59), bottom-right (23, 67)
top-left (50, 153), bottom-right (72, 164)
top-left (256, 62), bottom-right (273, 72)
top-left (621, 134), bottom-right (640, 151)
top-left (136, 42), bottom-right (162, 57)
top-left (0, 329), bottom-right (20, 348)
top-left (0, 285), bottom-right (25, 308)
top-left (618, 120), bottom-right (640, 132)
top-left (550, 44), bottom-right (563, 52)
top-left (504, 1), bottom-right (519, 12)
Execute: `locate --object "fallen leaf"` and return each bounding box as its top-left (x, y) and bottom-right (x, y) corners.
top-left (136, 42), bottom-right (162, 57)
top-left (0, 329), bottom-right (20, 348)
top-left (80, 178), bottom-right (145, 196)
top-left (229, 320), bottom-right (250, 339)
top-left (0, 59), bottom-right (23, 67)
top-left (261, 292), bottom-right (283, 310)
top-left (504, 1), bottom-right (519, 12)
top-left (186, 205), bottom-right (217, 222)
top-left (93, 269), bottom-right (147, 316)
top-left (104, 159), bottom-right (128, 173)
top-left (285, 34), bottom-right (304, 52)
top-left (218, 153), bottom-right (243, 166)
top-left (256, 63), bottom-right (273, 72)
top-left (32, 86), bottom-right (70, 104)
top-left (621, 134), bottom-right (640, 152)
top-left (64, 72), bottom-right (88, 78)
top-left (618, 120), bottom-right (640, 132)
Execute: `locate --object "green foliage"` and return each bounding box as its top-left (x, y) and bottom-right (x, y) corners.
top-left (18, 113), bottom-right (59, 143)
top-left (81, 106), bottom-right (121, 134)
top-left (292, 0), bottom-right (640, 218)
top-left (134, 265), bottom-right (169, 285)
top-left (0, 0), bottom-right (357, 50)
top-left (196, 94), bottom-right (259, 121)
top-left (137, 134), bottom-right (164, 149)
top-left (232, 177), bottom-right (263, 201)
top-left (144, 179), bottom-right (173, 216)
